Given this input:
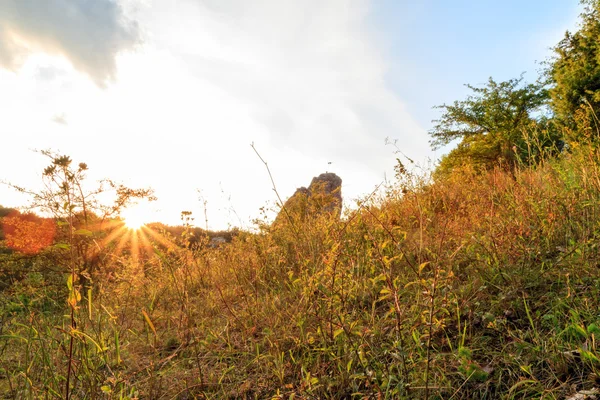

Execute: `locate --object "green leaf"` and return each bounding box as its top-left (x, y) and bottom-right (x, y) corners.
top-left (581, 350), bottom-right (600, 364)
top-left (54, 243), bottom-right (70, 250)
top-left (71, 329), bottom-right (103, 352)
top-left (73, 229), bottom-right (93, 236)
top-left (570, 324), bottom-right (588, 339)
top-left (412, 330), bottom-right (421, 346)
top-left (0, 335), bottom-right (28, 343)
top-left (587, 323), bottom-right (600, 335)
top-left (519, 364), bottom-right (532, 376)
top-left (458, 346), bottom-right (472, 359)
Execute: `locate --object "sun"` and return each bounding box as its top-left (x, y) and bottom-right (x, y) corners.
top-left (121, 203), bottom-right (153, 230)
top-left (122, 212), bottom-right (145, 230)
top-left (83, 201), bottom-right (180, 268)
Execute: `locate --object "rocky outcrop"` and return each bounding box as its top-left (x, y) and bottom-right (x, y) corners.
top-left (308, 173), bottom-right (343, 215)
top-left (274, 172), bottom-right (342, 226)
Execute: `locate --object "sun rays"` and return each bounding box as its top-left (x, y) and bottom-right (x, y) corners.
top-left (86, 218), bottom-right (180, 268)
top-left (85, 201), bottom-right (181, 265)
top-left (120, 203), bottom-right (154, 230)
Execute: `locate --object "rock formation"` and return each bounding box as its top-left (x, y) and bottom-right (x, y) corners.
top-left (274, 172), bottom-right (342, 226)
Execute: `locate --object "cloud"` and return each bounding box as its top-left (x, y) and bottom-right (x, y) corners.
top-left (0, 0), bottom-right (139, 86)
top-left (96, 0), bottom-right (430, 227)
top-left (35, 65), bottom-right (67, 82)
top-left (0, 0), bottom-right (432, 229)
top-left (147, 0), bottom-right (428, 166)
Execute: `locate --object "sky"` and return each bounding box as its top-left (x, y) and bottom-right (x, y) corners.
top-left (0, 0), bottom-right (582, 229)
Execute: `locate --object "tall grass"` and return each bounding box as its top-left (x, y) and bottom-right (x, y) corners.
top-left (2, 143), bottom-right (600, 398)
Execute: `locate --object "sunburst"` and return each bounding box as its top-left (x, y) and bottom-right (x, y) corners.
top-left (83, 206), bottom-right (181, 268)
top-left (120, 203), bottom-right (153, 230)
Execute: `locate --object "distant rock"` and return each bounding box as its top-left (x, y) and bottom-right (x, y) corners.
top-left (308, 172), bottom-right (343, 215)
top-left (274, 172), bottom-right (342, 226)
top-left (209, 236), bottom-right (227, 248)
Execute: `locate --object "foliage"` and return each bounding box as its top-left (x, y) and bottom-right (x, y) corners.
top-left (6, 150), bottom-right (155, 283)
top-left (430, 76), bottom-right (553, 174)
top-left (8, 7), bottom-right (600, 396)
top-left (2, 211), bottom-right (56, 254)
top-left (549, 0), bottom-right (600, 134)
top-left (0, 205), bottom-right (16, 240)
top-left (0, 205), bottom-right (15, 218)
top-left (9, 150), bottom-right (155, 225)
top-left (3, 142), bottom-right (600, 398)
top-left (2, 150), bottom-right (155, 399)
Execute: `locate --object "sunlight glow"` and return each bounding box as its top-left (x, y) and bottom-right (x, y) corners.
top-left (123, 215), bottom-right (145, 230)
top-left (121, 203), bottom-right (154, 230)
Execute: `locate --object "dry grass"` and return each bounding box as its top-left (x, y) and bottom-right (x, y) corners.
top-left (2, 145), bottom-right (600, 399)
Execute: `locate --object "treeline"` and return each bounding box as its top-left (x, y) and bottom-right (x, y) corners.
top-left (431, 0), bottom-right (600, 176)
top-left (0, 206), bottom-right (15, 240)
top-left (147, 222), bottom-right (239, 246)
top-left (0, 206), bottom-right (239, 253)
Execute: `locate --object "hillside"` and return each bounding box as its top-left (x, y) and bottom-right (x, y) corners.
top-left (1, 143), bottom-right (600, 399)
top-left (4, 1), bottom-right (600, 398)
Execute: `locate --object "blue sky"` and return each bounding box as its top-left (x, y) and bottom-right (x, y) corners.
top-left (374, 0), bottom-right (580, 126)
top-left (0, 0), bottom-right (583, 228)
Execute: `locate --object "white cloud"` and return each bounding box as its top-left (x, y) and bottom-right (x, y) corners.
top-left (0, 0), bottom-right (430, 229)
top-left (140, 0), bottom-right (429, 206)
top-left (0, 0), bottom-right (139, 86)
top-left (151, 0), bottom-right (427, 164)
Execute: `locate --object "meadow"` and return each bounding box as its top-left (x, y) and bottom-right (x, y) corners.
top-left (4, 3), bottom-right (600, 397)
top-left (2, 141), bottom-right (600, 399)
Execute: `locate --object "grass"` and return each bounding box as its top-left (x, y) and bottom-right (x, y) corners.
top-left (2, 144), bottom-right (600, 399)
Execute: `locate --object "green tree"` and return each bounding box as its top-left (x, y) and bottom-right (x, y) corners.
top-left (430, 76), bottom-right (552, 175)
top-left (549, 0), bottom-right (600, 135)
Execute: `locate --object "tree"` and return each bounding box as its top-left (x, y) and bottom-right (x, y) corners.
top-left (0, 205), bottom-right (15, 218)
top-left (2, 211), bottom-right (56, 254)
top-left (5, 150), bottom-right (155, 282)
top-left (549, 0), bottom-right (600, 135)
top-left (430, 76), bottom-right (552, 174)
top-left (0, 205), bottom-right (16, 240)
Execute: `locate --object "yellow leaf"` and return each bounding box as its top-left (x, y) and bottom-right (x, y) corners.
top-left (142, 310), bottom-right (157, 337)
